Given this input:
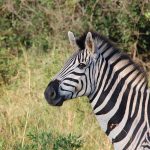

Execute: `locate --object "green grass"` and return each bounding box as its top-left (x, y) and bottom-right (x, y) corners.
top-left (0, 43), bottom-right (113, 150)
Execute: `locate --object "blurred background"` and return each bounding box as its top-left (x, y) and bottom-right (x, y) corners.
top-left (0, 0), bottom-right (150, 149)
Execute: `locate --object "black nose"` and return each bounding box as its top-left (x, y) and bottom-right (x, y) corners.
top-left (44, 79), bottom-right (60, 104)
top-left (45, 85), bottom-right (56, 100)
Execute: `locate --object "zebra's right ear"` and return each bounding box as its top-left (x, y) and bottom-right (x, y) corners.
top-left (85, 32), bottom-right (95, 54)
top-left (68, 31), bottom-right (78, 50)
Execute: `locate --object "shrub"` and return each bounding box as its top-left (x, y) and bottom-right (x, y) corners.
top-left (78, 0), bottom-right (150, 53)
top-left (53, 134), bottom-right (82, 150)
top-left (13, 130), bottom-right (83, 150)
top-left (0, 0), bottom-right (149, 84)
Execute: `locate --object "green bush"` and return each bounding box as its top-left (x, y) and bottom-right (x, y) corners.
top-left (26, 130), bottom-right (53, 150)
top-left (13, 130), bottom-right (83, 150)
top-left (53, 134), bottom-right (82, 150)
top-left (79, 0), bottom-right (150, 53)
top-left (0, 0), bottom-right (149, 54)
top-left (0, 0), bottom-right (149, 85)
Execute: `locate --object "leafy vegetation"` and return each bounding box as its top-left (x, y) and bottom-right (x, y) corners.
top-left (13, 130), bottom-right (82, 150)
top-left (0, 0), bottom-right (149, 150)
top-left (80, 0), bottom-right (150, 52)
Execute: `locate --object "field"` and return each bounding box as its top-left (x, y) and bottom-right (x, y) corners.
top-left (0, 0), bottom-right (149, 150)
top-left (0, 44), bottom-right (113, 150)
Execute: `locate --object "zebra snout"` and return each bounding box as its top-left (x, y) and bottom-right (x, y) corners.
top-left (44, 85), bottom-right (57, 103)
top-left (44, 79), bottom-right (60, 105)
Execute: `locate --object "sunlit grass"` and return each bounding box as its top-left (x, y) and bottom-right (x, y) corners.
top-left (0, 44), bottom-right (113, 150)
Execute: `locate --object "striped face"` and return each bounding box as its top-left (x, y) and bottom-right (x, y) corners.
top-left (44, 32), bottom-right (96, 106)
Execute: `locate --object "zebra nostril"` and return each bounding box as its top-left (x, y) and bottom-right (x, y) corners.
top-left (49, 87), bottom-right (56, 100)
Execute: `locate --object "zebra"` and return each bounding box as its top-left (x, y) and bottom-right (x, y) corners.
top-left (44, 31), bottom-right (150, 150)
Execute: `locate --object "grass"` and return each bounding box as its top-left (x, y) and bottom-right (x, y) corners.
top-left (0, 41), bottom-right (113, 150)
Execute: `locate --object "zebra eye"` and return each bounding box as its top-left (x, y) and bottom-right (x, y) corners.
top-left (78, 63), bottom-right (86, 69)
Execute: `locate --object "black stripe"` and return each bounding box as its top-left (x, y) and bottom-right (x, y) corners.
top-left (82, 51), bottom-right (84, 62)
top-left (71, 72), bottom-right (85, 76)
top-left (63, 83), bottom-right (75, 88)
top-left (147, 132), bottom-right (150, 141)
top-left (141, 145), bottom-right (150, 149)
top-left (76, 80), bottom-right (84, 96)
top-left (60, 86), bottom-right (73, 94)
top-left (78, 53), bottom-right (80, 63)
top-left (103, 65), bottom-right (113, 90)
top-left (85, 49), bottom-right (88, 61)
top-left (148, 93), bottom-right (150, 126)
top-left (63, 78), bottom-right (79, 83)
top-left (84, 74), bottom-right (88, 95)
top-left (88, 67), bottom-right (93, 95)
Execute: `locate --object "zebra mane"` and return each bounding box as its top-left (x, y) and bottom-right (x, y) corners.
top-left (76, 31), bottom-right (148, 86)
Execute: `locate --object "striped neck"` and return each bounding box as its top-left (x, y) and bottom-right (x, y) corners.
top-left (87, 37), bottom-right (150, 149)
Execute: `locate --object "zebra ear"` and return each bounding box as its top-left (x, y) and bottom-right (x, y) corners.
top-left (68, 31), bottom-right (78, 50)
top-left (85, 32), bottom-right (95, 54)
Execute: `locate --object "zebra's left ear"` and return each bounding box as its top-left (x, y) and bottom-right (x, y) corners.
top-left (85, 32), bottom-right (95, 54)
top-left (68, 31), bottom-right (78, 50)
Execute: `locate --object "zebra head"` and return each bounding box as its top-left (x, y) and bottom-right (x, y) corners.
top-left (44, 31), bottom-right (97, 106)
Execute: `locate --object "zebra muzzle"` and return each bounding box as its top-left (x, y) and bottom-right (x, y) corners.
top-left (44, 86), bottom-right (56, 102)
top-left (44, 79), bottom-right (64, 106)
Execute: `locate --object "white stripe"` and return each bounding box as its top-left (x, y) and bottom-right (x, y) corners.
top-left (145, 90), bottom-right (150, 129)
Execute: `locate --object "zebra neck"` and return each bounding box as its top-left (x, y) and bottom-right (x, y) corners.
top-left (89, 85), bottom-right (150, 149)
top-left (88, 57), bottom-right (150, 149)
top-left (87, 36), bottom-right (150, 149)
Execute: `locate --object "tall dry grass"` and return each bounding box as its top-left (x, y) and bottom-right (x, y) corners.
top-left (0, 43), bottom-right (114, 149)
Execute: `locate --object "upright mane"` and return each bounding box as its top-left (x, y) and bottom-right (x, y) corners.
top-left (76, 31), bottom-right (148, 87)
